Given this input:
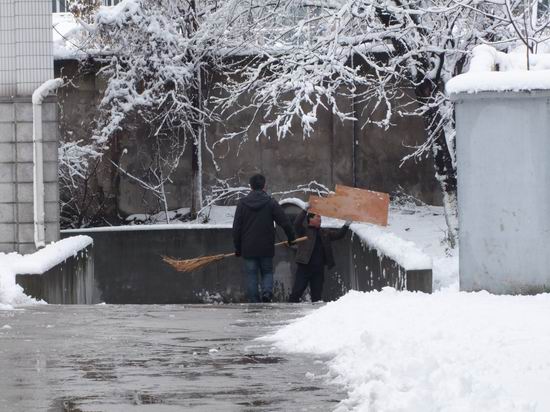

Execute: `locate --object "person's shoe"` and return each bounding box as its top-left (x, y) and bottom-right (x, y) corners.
top-left (261, 293), bottom-right (273, 303)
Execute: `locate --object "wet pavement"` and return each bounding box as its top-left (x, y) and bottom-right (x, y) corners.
top-left (0, 304), bottom-right (342, 411)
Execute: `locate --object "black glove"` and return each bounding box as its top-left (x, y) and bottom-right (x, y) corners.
top-left (235, 250), bottom-right (241, 257)
top-left (287, 239), bottom-right (296, 247)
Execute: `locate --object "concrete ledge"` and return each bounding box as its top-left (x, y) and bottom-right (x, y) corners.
top-left (350, 233), bottom-right (432, 293)
top-left (15, 244), bottom-right (98, 304)
top-left (61, 223), bottom-right (431, 304)
top-left (61, 226), bottom-right (352, 304)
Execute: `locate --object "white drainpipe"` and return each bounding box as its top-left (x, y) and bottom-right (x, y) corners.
top-left (32, 79), bottom-right (63, 249)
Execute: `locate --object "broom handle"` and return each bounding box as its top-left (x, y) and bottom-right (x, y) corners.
top-left (275, 235), bottom-right (307, 247)
top-left (221, 236), bottom-right (308, 258)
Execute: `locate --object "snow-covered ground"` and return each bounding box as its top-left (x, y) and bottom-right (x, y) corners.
top-left (0, 236), bottom-right (92, 310)
top-left (2, 203), bottom-right (548, 411)
top-left (261, 289), bottom-right (550, 411)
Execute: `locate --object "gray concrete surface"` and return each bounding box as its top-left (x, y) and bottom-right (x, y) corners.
top-left (0, 303), bottom-right (342, 412)
top-left (0, 96), bottom-right (60, 253)
top-left (16, 245), bottom-right (98, 304)
top-left (453, 90), bottom-right (550, 294)
top-left (350, 233), bottom-right (432, 293)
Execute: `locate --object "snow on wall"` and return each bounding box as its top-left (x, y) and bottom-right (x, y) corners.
top-left (0, 236), bottom-right (92, 309)
top-left (350, 223), bottom-right (432, 271)
top-left (446, 45), bottom-right (550, 94)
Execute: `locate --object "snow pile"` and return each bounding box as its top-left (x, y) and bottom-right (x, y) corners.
top-left (447, 44), bottom-right (550, 94)
top-left (0, 236), bottom-right (92, 309)
top-left (263, 288), bottom-right (550, 412)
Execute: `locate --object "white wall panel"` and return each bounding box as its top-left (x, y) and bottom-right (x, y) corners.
top-left (0, 0), bottom-right (53, 97)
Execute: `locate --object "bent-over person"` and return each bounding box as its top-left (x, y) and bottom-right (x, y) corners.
top-left (289, 209), bottom-right (350, 303)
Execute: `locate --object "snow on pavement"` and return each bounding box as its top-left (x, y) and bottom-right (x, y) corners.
top-left (262, 288), bottom-right (550, 412)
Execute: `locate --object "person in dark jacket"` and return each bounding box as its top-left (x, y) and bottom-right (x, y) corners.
top-left (289, 208), bottom-right (350, 303)
top-left (233, 174), bottom-right (296, 302)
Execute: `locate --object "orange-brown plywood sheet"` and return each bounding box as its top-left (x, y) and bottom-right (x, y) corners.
top-left (308, 185), bottom-right (389, 226)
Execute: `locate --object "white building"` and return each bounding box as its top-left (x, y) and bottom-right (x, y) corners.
top-left (0, 0), bottom-right (59, 253)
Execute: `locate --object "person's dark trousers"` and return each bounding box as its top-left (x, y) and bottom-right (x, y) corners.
top-left (289, 264), bottom-right (324, 302)
top-left (243, 257), bottom-right (274, 302)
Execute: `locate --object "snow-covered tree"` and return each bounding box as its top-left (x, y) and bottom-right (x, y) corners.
top-left (204, 0), bottom-right (550, 245)
top-left (64, 0), bottom-right (226, 220)
top-left (60, 0), bottom-right (550, 240)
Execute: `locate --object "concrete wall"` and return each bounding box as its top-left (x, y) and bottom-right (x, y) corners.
top-left (61, 226), bottom-right (431, 304)
top-left (350, 233), bottom-right (432, 293)
top-left (454, 90), bottom-right (550, 294)
top-left (0, 97), bottom-right (60, 253)
top-left (15, 244), bottom-right (98, 304)
top-left (55, 61), bottom-right (442, 222)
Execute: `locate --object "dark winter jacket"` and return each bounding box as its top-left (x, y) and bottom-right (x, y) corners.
top-left (294, 210), bottom-right (348, 269)
top-left (232, 190), bottom-right (295, 258)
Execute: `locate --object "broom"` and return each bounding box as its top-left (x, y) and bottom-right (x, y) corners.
top-left (162, 236), bottom-right (307, 273)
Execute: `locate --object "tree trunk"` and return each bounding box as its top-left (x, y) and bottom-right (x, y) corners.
top-left (189, 0), bottom-right (203, 217)
top-left (416, 81), bottom-right (458, 247)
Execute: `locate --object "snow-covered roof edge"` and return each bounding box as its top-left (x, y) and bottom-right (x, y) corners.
top-left (446, 45), bottom-right (550, 95)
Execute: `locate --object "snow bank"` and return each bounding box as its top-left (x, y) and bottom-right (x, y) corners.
top-left (262, 288), bottom-right (550, 411)
top-left (0, 236), bottom-right (92, 309)
top-left (447, 44), bottom-right (550, 94)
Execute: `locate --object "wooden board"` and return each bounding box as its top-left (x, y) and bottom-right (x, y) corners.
top-left (308, 184), bottom-right (389, 226)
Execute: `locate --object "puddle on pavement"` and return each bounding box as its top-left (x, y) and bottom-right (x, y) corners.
top-left (0, 304), bottom-right (343, 411)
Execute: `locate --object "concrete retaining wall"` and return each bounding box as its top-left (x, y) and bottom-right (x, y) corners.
top-left (349, 233), bottom-right (432, 293)
top-left (55, 60), bottom-right (442, 224)
top-left (61, 227), bottom-right (431, 304)
top-left (0, 96), bottom-right (60, 254)
top-left (15, 245), bottom-right (98, 304)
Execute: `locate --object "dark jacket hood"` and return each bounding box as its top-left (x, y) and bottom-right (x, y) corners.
top-left (242, 190), bottom-right (271, 210)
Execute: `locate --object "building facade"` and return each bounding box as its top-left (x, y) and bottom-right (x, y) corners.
top-left (0, 0), bottom-right (60, 253)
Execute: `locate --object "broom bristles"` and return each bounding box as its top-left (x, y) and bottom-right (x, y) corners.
top-left (162, 253), bottom-right (226, 272)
